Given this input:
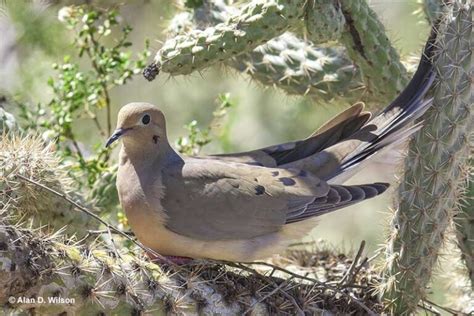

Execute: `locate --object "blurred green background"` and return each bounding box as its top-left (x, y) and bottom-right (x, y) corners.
top-left (1, 0), bottom-right (449, 305)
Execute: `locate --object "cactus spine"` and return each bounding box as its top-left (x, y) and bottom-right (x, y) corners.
top-left (382, 1), bottom-right (473, 313)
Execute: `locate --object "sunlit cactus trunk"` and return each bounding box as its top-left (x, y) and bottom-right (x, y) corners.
top-left (381, 1), bottom-right (473, 313)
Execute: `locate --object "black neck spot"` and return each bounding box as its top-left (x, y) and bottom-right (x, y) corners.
top-left (153, 135), bottom-right (159, 144)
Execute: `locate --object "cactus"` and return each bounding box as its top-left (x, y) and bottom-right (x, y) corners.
top-left (444, 230), bottom-right (474, 313)
top-left (416, 0), bottom-right (445, 23)
top-left (338, 0), bottom-right (409, 102)
top-left (0, 214), bottom-right (384, 314)
top-left (149, 0), bottom-right (408, 104)
top-left (381, 1), bottom-right (473, 313)
top-left (0, 134), bottom-right (98, 237)
top-left (305, 0), bottom-right (345, 43)
top-left (455, 158), bottom-right (474, 288)
top-left (166, 1), bottom-right (365, 103)
top-left (227, 34), bottom-right (363, 103)
top-left (149, 0), bottom-right (308, 77)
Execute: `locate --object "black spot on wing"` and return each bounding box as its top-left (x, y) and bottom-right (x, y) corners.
top-left (298, 170), bottom-right (308, 177)
top-left (255, 185), bottom-right (265, 195)
top-left (271, 171), bottom-right (280, 177)
top-left (279, 177), bottom-right (296, 186)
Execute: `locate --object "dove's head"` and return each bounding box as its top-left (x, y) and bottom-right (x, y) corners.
top-left (106, 102), bottom-right (169, 151)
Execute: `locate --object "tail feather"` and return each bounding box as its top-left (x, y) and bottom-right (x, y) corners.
top-left (286, 182), bottom-right (389, 223)
top-left (324, 23), bottom-right (439, 182)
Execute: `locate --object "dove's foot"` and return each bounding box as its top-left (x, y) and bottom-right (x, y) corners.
top-left (146, 251), bottom-right (193, 265)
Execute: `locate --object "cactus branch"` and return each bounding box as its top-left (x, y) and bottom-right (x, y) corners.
top-left (381, 1), bottom-right (473, 313)
top-left (149, 0), bottom-right (409, 104)
top-left (338, 0), bottom-right (409, 102)
top-left (148, 0), bottom-right (308, 77)
top-left (164, 0), bottom-right (365, 104)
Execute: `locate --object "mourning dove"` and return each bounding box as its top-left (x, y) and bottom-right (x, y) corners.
top-left (106, 29), bottom-right (436, 262)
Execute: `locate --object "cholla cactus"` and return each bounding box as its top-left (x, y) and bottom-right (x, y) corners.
top-left (151, 0), bottom-right (307, 76)
top-left (381, 1), bottom-right (472, 313)
top-left (0, 134), bottom-right (97, 236)
top-left (228, 34), bottom-right (363, 103)
top-left (167, 3), bottom-right (364, 104)
top-left (148, 0), bottom-right (407, 103)
top-left (0, 213), bottom-right (384, 314)
top-left (304, 0), bottom-right (345, 43)
top-left (338, 0), bottom-right (409, 101)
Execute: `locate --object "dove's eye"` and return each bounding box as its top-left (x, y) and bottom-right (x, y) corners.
top-left (142, 114), bottom-right (151, 125)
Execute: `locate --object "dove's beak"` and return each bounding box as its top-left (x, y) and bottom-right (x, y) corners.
top-left (106, 127), bottom-right (132, 147)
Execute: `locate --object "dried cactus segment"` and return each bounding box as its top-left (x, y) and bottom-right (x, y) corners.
top-left (0, 134), bottom-right (97, 236)
top-left (339, 0), bottom-right (409, 102)
top-left (381, 1), bottom-right (473, 314)
top-left (0, 224), bottom-right (168, 314)
top-left (154, 0), bottom-right (307, 76)
top-left (305, 0), bottom-right (346, 43)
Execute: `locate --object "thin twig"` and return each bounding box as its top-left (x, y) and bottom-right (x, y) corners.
top-left (422, 298), bottom-right (461, 315)
top-left (69, 135), bottom-right (85, 163)
top-left (242, 278), bottom-right (293, 315)
top-left (88, 229), bottom-right (134, 236)
top-left (339, 240), bottom-right (366, 286)
top-left (226, 261), bottom-right (377, 315)
top-left (276, 283), bottom-right (304, 316)
top-left (417, 301), bottom-right (441, 315)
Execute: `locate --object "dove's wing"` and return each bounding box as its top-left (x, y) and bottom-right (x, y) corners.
top-left (207, 102), bottom-right (370, 168)
top-left (160, 158), bottom-right (387, 241)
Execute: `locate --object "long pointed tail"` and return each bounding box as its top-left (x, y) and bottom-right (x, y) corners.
top-left (325, 23), bottom-right (439, 182)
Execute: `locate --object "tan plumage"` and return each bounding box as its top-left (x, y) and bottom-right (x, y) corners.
top-left (107, 28), bottom-right (437, 261)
